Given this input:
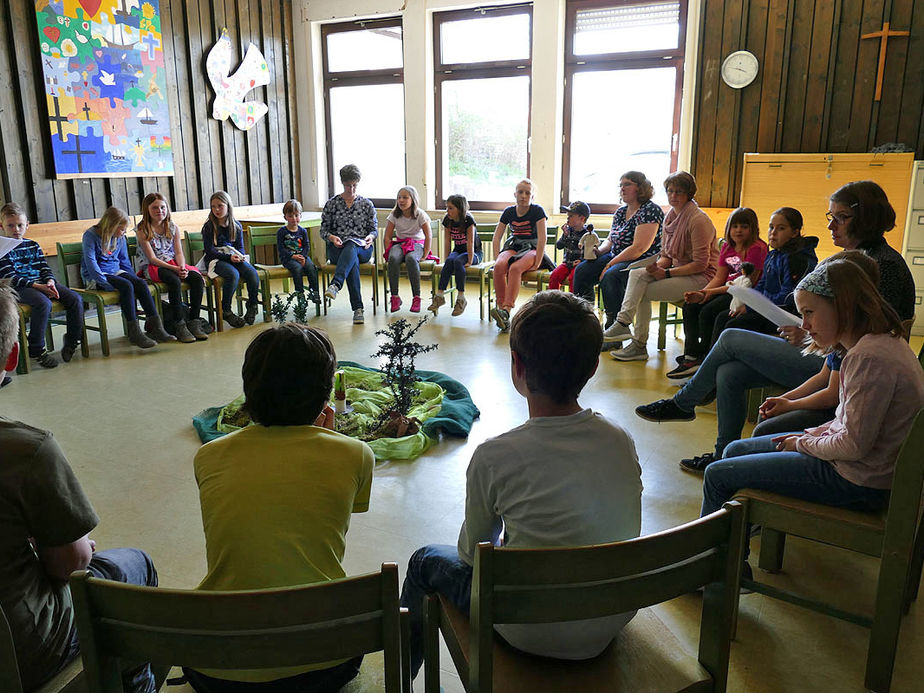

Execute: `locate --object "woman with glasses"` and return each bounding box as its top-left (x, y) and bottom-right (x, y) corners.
top-left (570, 171), bottom-right (663, 333)
top-left (633, 180), bottom-right (915, 474)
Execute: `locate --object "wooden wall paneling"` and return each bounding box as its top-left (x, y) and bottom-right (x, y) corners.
top-left (756, 0), bottom-right (791, 153)
top-left (874, 0), bottom-right (910, 144)
top-left (200, 0), bottom-right (225, 204)
top-left (0, 1), bottom-right (28, 210)
top-left (214, 0), bottom-right (239, 205)
top-left (11, 0), bottom-right (57, 222)
top-left (826, 0), bottom-right (860, 151)
top-left (710, 0), bottom-right (745, 206)
top-left (801, 0), bottom-right (838, 151)
top-left (891, 0), bottom-right (922, 151)
top-left (846, 0), bottom-right (886, 152)
top-left (691, 0), bottom-right (726, 205)
top-left (734, 0), bottom-right (771, 205)
top-left (261, 0), bottom-right (284, 202)
top-left (233, 0), bottom-right (255, 205)
top-left (780, 0), bottom-right (815, 151)
top-left (186, 0), bottom-right (214, 208)
top-left (283, 0), bottom-right (299, 197)
top-left (246, 0), bottom-right (267, 205)
top-left (161, 0), bottom-right (190, 211)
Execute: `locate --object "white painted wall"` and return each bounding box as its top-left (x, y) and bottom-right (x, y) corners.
top-left (293, 0), bottom-right (699, 212)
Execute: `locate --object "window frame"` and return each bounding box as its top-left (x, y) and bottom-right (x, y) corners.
top-left (321, 17), bottom-right (405, 208)
top-left (561, 0), bottom-right (687, 214)
top-left (433, 4), bottom-right (534, 211)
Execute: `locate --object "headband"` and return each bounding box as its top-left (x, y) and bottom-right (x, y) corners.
top-left (795, 264), bottom-right (834, 297)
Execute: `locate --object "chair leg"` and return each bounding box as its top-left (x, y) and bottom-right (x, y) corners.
top-left (658, 301), bottom-right (668, 351)
top-left (865, 553), bottom-right (912, 692)
top-left (757, 528), bottom-right (786, 572)
top-left (94, 298), bottom-right (110, 356)
top-left (17, 311), bottom-right (30, 374)
top-left (903, 511), bottom-right (924, 612)
top-left (424, 596), bottom-right (441, 693)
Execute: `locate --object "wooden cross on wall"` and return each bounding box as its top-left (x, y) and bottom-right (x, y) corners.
top-left (861, 22), bottom-right (909, 101)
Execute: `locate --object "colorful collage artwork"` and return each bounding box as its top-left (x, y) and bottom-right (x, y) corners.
top-left (35, 0), bottom-right (174, 178)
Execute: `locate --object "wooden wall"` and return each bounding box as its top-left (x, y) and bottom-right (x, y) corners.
top-left (0, 0), bottom-right (299, 224)
top-left (691, 0), bottom-right (924, 208)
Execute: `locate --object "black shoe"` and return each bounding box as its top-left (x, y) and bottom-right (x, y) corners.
top-left (244, 303), bottom-right (259, 325)
top-left (33, 349), bottom-right (59, 368)
top-left (635, 398), bottom-right (695, 423)
top-left (604, 313), bottom-right (616, 330)
top-left (666, 359), bottom-right (702, 380)
top-left (225, 311), bottom-right (246, 328)
top-left (309, 289), bottom-right (321, 305)
top-left (679, 452), bottom-right (716, 474)
top-left (1, 376), bottom-right (11, 388)
top-left (602, 340), bottom-right (621, 352)
top-left (61, 341), bottom-right (78, 363)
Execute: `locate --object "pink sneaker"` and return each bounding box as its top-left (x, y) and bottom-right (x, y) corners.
top-left (410, 296), bottom-right (421, 313)
top-left (390, 295), bottom-right (402, 313)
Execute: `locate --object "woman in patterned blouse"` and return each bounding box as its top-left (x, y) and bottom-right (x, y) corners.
top-left (320, 164), bottom-right (378, 325)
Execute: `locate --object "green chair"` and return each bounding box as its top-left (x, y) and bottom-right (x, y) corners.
top-left (70, 562), bottom-right (411, 693)
top-left (183, 231), bottom-right (246, 332)
top-left (424, 502), bottom-right (745, 693)
top-left (248, 224), bottom-right (320, 318)
top-left (308, 225), bottom-right (379, 316)
top-left (484, 226), bottom-right (560, 322)
top-left (15, 301), bottom-right (89, 374)
top-left (382, 226), bottom-right (439, 310)
top-left (734, 408), bottom-right (924, 693)
top-left (1, 602), bottom-right (84, 692)
top-left (657, 300), bottom-right (684, 351)
top-left (55, 241), bottom-right (158, 357)
top-left (431, 225), bottom-right (497, 321)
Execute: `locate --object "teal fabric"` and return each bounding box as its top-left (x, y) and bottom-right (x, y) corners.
top-left (192, 361), bottom-right (480, 460)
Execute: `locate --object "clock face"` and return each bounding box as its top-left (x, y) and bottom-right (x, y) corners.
top-left (721, 50), bottom-right (759, 89)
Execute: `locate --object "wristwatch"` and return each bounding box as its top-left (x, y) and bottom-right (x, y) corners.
top-left (665, 268), bottom-right (672, 279)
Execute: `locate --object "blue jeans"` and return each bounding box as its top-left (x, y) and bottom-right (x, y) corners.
top-left (673, 329), bottom-right (824, 456)
top-left (400, 544), bottom-right (474, 679)
top-left (571, 253), bottom-right (613, 307)
top-left (702, 434), bottom-right (890, 559)
top-left (327, 242), bottom-right (373, 310)
top-left (438, 250), bottom-right (481, 291)
top-left (283, 258), bottom-right (319, 294)
top-left (212, 260), bottom-right (261, 312)
top-left (58, 548), bottom-right (158, 693)
top-left (17, 285), bottom-right (83, 354)
top-left (105, 273), bottom-right (158, 322)
top-left (599, 260), bottom-right (634, 316)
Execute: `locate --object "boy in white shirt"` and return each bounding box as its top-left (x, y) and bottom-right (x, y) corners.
top-left (400, 290), bottom-right (643, 681)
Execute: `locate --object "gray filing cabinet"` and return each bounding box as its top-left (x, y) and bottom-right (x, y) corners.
top-left (904, 160), bottom-right (924, 336)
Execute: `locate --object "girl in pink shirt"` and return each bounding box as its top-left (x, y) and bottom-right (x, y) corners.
top-left (701, 253), bottom-right (923, 523)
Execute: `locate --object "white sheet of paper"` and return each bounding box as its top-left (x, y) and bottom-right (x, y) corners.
top-left (620, 255), bottom-right (657, 271)
top-left (0, 236), bottom-right (21, 259)
top-left (727, 286), bottom-right (801, 327)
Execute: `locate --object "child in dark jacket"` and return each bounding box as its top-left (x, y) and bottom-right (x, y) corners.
top-left (549, 201), bottom-right (592, 291)
top-left (276, 199), bottom-right (320, 304)
top-left (0, 203), bottom-right (84, 367)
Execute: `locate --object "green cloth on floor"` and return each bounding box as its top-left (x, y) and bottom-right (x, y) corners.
top-left (192, 361), bottom-right (480, 461)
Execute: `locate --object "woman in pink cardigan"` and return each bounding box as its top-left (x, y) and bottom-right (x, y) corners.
top-left (604, 171), bottom-right (719, 361)
top-left (700, 254), bottom-right (923, 528)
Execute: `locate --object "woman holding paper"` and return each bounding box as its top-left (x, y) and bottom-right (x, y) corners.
top-left (634, 181), bottom-right (915, 474)
top-left (603, 171), bottom-right (719, 362)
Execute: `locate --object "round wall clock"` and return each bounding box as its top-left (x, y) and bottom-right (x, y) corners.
top-left (721, 50), bottom-right (759, 89)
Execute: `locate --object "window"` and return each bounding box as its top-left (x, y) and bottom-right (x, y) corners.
top-left (433, 5), bottom-right (533, 210)
top-left (321, 19), bottom-right (405, 206)
top-left (562, 1), bottom-right (686, 213)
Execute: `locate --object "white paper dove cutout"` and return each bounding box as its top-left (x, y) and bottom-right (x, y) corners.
top-left (206, 28), bottom-right (271, 131)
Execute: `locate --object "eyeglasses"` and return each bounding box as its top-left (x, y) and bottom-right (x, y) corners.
top-left (825, 212), bottom-right (854, 226)
top-left (666, 188), bottom-right (686, 195)
top-left (619, 182), bottom-right (637, 189)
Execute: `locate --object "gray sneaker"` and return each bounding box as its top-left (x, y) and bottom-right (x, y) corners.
top-left (352, 308), bottom-right (364, 324)
top-left (610, 341), bottom-right (648, 361)
top-left (603, 321), bottom-right (633, 343)
top-left (325, 284), bottom-right (339, 300)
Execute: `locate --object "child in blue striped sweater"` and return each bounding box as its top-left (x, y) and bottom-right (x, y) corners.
top-left (0, 203), bottom-right (83, 367)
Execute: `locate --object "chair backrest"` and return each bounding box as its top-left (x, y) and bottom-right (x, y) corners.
top-left (0, 603), bottom-right (24, 693)
top-left (476, 224), bottom-right (497, 261)
top-left (467, 502), bottom-right (744, 692)
top-left (248, 224), bottom-right (283, 264)
top-left (880, 409), bottom-right (924, 567)
top-left (70, 563), bottom-right (405, 692)
top-left (55, 242), bottom-right (87, 290)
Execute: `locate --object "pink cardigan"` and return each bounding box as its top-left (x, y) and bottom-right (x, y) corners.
top-left (661, 201), bottom-right (719, 280)
top-left (796, 333), bottom-right (924, 489)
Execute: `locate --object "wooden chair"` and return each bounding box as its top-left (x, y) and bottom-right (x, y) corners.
top-left (424, 502), bottom-right (745, 693)
top-left (15, 302), bottom-right (89, 374)
top-left (485, 226), bottom-right (559, 321)
top-left (734, 408), bottom-right (924, 693)
top-left (430, 225), bottom-right (497, 320)
top-left (1, 602), bottom-right (84, 693)
top-left (658, 300), bottom-right (684, 351)
top-left (70, 562), bottom-right (411, 693)
top-left (247, 224), bottom-right (320, 319)
top-left (54, 241), bottom-right (154, 357)
top-left (307, 225), bottom-right (379, 316)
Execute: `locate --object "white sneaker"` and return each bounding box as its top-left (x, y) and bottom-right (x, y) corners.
top-left (352, 308), bottom-right (364, 324)
top-left (603, 321), bottom-right (633, 343)
top-left (610, 341), bottom-right (649, 361)
top-left (325, 284), bottom-right (339, 300)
